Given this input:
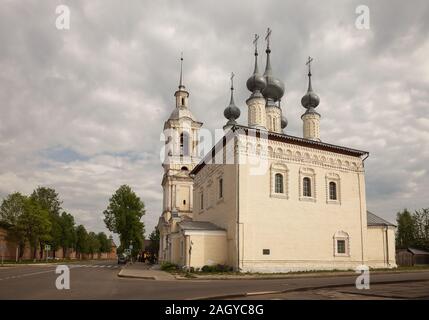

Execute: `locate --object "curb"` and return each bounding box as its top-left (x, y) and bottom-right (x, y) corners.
top-left (175, 269), bottom-right (429, 281)
top-left (191, 278), bottom-right (429, 300)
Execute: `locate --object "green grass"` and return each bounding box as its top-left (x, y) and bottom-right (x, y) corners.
top-left (169, 265), bottom-right (429, 277)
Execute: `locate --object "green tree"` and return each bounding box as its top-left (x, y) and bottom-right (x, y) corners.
top-left (18, 198), bottom-right (51, 260)
top-left (87, 232), bottom-right (101, 258)
top-left (75, 225), bottom-right (88, 259)
top-left (103, 185), bottom-right (145, 256)
top-left (59, 212), bottom-right (76, 258)
top-left (396, 209), bottom-right (415, 248)
top-left (413, 208), bottom-right (429, 250)
top-left (0, 193), bottom-right (27, 260)
top-left (97, 232), bottom-right (111, 253)
top-left (147, 227), bottom-right (160, 263)
top-left (30, 187), bottom-right (63, 257)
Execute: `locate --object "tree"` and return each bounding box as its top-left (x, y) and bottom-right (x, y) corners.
top-left (103, 185), bottom-right (145, 256)
top-left (87, 232), bottom-right (101, 258)
top-left (413, 208), bottom-right (429, 250)
top-left (148, 227), bottom-right (160, 263)
top-left (75, 225), bottom-right (88, 259)
top-left (18, 198), bottom-right (51, 260)
top-left (97, 232), bottom-right (111, 253)
top-left (0, 193), bottom-right (27, 260)
top-left (30, 187), bottom-right (62, 216)
top-left (30, 187), bottom-right (63, 257)
top-left (59, 212), bottom-right (76, 258)
top-left (396, 209), bottom-right (415, 249)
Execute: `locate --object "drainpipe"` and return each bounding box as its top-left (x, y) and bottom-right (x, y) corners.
top-left (385, 225), bottom-right (390, 267)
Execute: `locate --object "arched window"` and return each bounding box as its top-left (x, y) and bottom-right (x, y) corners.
top-left (303, 177), bottom-right (311, 197)
top-left (218, 178), bottom-right (223, 199)
top-left (275, 173), bottom-right (284, 194)
top-left (180, 132), bottom-right (189, 156)
top-left (329, 181), bottom-right (337, 200)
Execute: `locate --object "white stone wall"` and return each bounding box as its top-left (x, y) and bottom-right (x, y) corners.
top-left (367, 226), bottom-right (397, 268)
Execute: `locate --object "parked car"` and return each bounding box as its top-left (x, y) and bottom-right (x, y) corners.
top-left (117, 254), bottom-right (127, 265)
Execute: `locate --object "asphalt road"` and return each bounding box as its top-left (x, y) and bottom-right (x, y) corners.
top-left (1, 261), bottom-right (428, 299)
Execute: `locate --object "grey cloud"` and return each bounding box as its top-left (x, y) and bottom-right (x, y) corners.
top-left (1, 0), bottom-right (428, 235)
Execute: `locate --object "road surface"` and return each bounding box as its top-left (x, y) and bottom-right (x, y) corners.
top-left (0, 261), bottom-right (428, 299)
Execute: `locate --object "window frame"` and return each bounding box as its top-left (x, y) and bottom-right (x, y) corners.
top-left (329, 181), bottom-right (337, 200)
top-left (303, 177), bottom-right (312, 197)
top-left (333, 231), bottom-right (350, 257)
top-left (274, 173), bottom-right (284, 194)
top-left (299, 167), bottom-right (316, 202)
top-left (218, 178), bottom-right (223, 200)
top-left (326, 173), bottom-right (341, 205)
top-left (270, 163), bottom-right (288, 199)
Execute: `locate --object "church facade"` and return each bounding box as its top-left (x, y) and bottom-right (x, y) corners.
top-left (157, 31), bottom-right (396, 272)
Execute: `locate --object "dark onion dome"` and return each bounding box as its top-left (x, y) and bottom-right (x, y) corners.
top-left (224, 73), bottom-right (240, 125)
top-left (246, 35), bottom-right (267, 95)
top-left (262, 43), bottom-right (285, 102)
top-left (301, 58), bottom-right (320, 109)
top-left (281, 115), bottom-right (288, 129)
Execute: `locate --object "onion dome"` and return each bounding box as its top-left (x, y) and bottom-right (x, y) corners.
top-left (301, 56), bottom-right (320, 112)
top-left (246, 34), bottom-right (267, 96)
top-left (281, 115), bottom-right (288, 130)
top-left (224, 72), bottom-right (240, 126)
top-left (262, 28), bottom-right (285, 102)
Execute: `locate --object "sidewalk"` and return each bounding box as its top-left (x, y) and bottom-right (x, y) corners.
top-left (174, 267), bottom-right (429, 280)
top-left (117, 262), bottom-right (175, 281)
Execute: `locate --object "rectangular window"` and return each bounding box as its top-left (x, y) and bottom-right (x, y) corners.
top-left (219, 178), bottom-right (223, 199)
top-left (200, 192), bottom-right (204, 210)
top-left (263, 249), bottom-right (270, 255)
top-left (337, 240), bottom-right (346, 254)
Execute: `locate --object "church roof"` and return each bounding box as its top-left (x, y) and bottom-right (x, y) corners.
top-left (236, 125), bottom-right (368, 157)
top-left (168, 106), bottom-right (196, 121)
top-left (367, 211), bottom-right (396, 227)
top-left (178, 221), bottom-right (225, 231)
top-left (191, 125), bottom-right (369, 175)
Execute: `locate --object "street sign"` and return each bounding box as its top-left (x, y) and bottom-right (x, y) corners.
top-left (124, 249), bottom-right (131, 255)
top-left (129, 245), bottom-right (133, 250)
top-left (45, 244), bottom-right (51, 251)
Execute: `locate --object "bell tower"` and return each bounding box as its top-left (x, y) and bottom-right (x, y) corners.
top-left (161, 54), bottom-right (202, 222)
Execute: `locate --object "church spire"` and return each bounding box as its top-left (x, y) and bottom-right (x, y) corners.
top-left (174, 52), bottom-right (190, 110)
top-left (301, 56), bottom-right (320, 112)
top-left (262, 28), bottom-right (285, 103)
top-left (301, 56), bottom-right (321, 141)
top-left (178, 52), bottom-right (185, 90)
top-left (246, 34), bottom-right (266, 97)
top-left (224, 72), bottom-right (241, 130)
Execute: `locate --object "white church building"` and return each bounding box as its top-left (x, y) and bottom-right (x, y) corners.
top-left (157, 30), bottom-right (396, 272)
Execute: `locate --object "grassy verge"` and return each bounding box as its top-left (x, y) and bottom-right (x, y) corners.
top-left (167, 265), bottom-right (429, 278)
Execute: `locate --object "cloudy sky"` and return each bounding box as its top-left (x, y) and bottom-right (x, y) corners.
top-left (0, 0), bottom-right (428, 238)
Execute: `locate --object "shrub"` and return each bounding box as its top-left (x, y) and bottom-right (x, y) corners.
top-left (201, 264), bottom-right (232, 273)
top-left (160, 262), bottom-right (179, 271)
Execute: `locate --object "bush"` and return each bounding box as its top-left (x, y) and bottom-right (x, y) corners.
top-left (201, 264), bottom-right (232, 273)
top-left (160, 262), bottom-right (179, 271)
